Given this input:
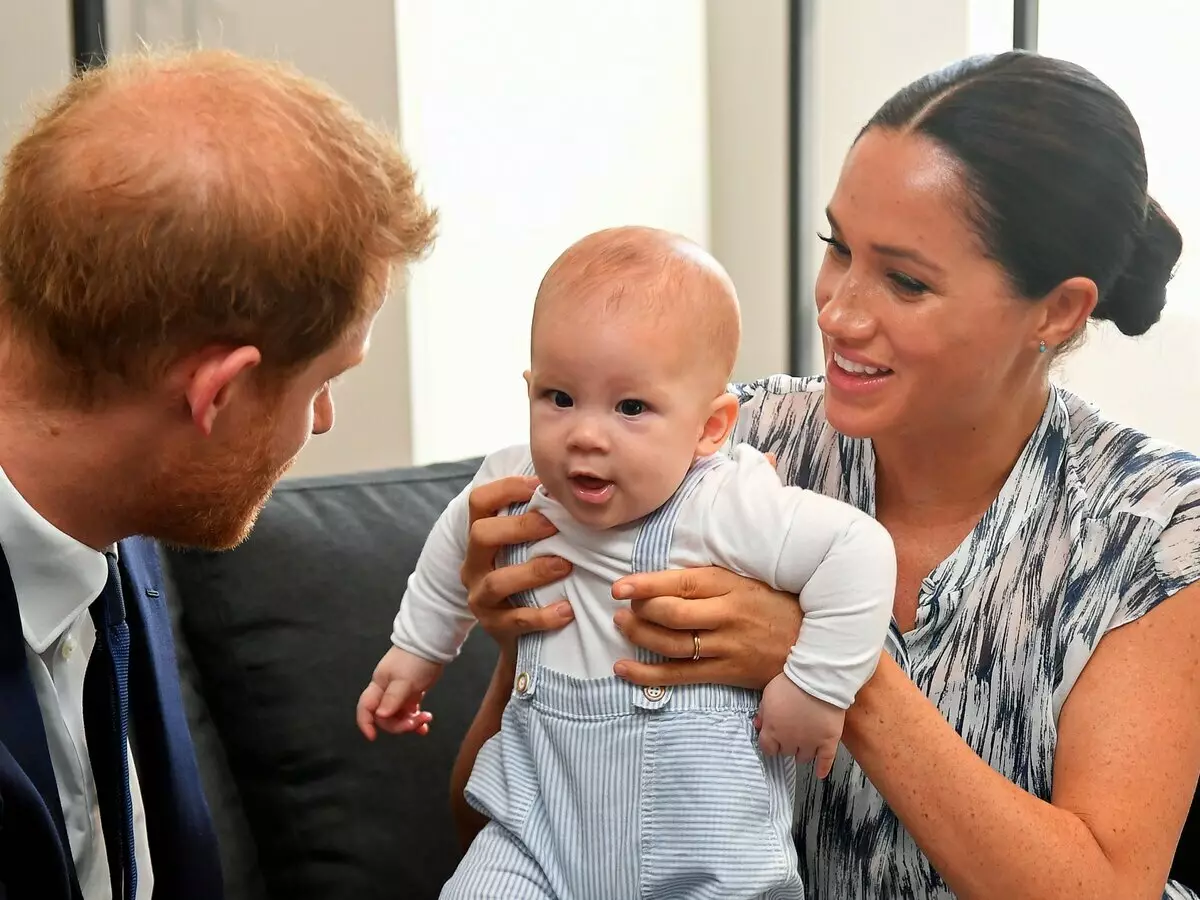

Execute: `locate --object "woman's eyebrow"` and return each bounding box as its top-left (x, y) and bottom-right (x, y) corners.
top-left (825, 207), bottom-right (946, 276)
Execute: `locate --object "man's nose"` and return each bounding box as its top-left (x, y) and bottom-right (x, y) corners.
top-left (312, 387), bottom-right (334, 435)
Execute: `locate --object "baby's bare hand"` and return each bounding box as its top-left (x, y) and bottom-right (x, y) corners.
top-left (355, 647), bottom-right (443, 741)
top-left (757, 673), bottom-right (845, 779)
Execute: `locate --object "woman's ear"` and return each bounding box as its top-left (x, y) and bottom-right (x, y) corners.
top-left (1038, 276), bottom-right (1098, 351)
top-left (696, 393), bottom-right (740, 457)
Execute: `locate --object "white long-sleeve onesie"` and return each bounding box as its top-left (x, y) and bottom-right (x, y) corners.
top-left (392, 443), bottom-right (895, 709)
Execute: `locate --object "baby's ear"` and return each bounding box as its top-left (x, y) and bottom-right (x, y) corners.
top-left (523, 370), bottom-right (533, 397)
top-left (696, 393), bottom-right (740, 457)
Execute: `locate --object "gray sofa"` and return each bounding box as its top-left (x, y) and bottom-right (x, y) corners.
top-left (162, 457), bottom-right (491, 900)
top-left (160, 458), bottom-right (1198, 900)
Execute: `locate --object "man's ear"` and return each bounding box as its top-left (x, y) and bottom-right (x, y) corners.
top-left (178, 346), bottom-right (263, 436)
top-left (696, 393), bottom-right (740, 457)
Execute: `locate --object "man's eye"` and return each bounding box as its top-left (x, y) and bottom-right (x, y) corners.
top-left (549, 390), bottom-right (573, 408)
top-left (617, 399), bottom-right (647, 416)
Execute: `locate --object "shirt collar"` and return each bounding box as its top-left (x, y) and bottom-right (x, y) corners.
top-left (0, 464), bottom-right (109, 653)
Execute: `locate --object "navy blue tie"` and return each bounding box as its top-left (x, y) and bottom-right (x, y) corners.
top-left (84, 551), bottom-right (138, 900)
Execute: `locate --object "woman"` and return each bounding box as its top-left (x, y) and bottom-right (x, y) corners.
top-left (450, 52), bottom-right (1200, 899)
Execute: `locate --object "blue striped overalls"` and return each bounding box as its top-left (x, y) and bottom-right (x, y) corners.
top-left (441, 459), bottom-right (803, 900)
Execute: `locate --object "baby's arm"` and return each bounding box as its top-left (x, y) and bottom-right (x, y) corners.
top-left (356, 446), bottom-right (532, 739)
top-left (698, 445), bottom-right (896, 773)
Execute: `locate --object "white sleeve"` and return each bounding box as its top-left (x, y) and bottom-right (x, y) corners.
top-left (390, 445), bottom-right (534, 664)
top-left (695, 444), bottom-right (896, 708)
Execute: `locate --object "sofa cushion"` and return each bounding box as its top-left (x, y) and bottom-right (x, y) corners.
top-left (164, 458), bottom-right (494, 900)
top-left (161, 553), bottom-right (269, 900)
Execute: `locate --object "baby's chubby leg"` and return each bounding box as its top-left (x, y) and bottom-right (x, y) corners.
top-left (757, 673), bottom-right (845, 779)
top-left (440, 821), bottom-right (558, 900)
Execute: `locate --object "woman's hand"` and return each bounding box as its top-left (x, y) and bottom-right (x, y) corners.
top-left (451, 473), bottom-right (575, 848)
top-left (460, 474), bottom-right (575, 656)
top-left (610, 567), bottom-right (802, 690)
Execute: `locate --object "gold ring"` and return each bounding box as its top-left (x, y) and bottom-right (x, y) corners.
top-left (691, 630), bottom-right (701, 661)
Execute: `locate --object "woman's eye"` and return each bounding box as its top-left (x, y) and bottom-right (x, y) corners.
top-left (617, 399), bottom-right (647, 416)
top-left (817, 232), bottom-right (850, 258)
top-left (548, 390), bottom-right (573, 408)
top-left (888, 272), bottom-right (931, 296)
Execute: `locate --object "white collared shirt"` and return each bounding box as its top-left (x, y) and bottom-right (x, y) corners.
top-left (0, 465), bottom-right (153, 899)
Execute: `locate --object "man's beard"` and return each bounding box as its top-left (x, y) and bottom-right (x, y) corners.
top-left (138, 429), bottom-right (298, 551)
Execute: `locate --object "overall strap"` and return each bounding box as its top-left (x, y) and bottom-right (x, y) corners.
top-left (506, 462), bottom-right (544, 701)
top-left (628, 456), bottom-right (724, 709)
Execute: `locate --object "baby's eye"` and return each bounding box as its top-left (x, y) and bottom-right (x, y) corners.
top-left (616, 399), bottom-right (647, 417)
top-left (548, 390), bottom-right (573, 408)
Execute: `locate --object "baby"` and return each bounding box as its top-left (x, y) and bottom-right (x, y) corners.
top-left (357, 226), bottom-right (896, 899)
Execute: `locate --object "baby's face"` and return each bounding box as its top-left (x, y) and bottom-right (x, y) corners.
top-left (527, 308), bottom-right (718, 530)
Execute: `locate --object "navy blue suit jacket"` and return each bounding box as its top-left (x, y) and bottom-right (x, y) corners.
top-left (0, 537), bottom-right (223, 900)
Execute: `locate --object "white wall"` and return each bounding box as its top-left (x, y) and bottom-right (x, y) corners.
top-left (395, 0), bottom-right (712, 464)
top-left (0, 3), bottom-right (71, 153)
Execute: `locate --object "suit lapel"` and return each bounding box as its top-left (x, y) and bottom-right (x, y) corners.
top-left (119, 537), bottom-right (223, 899)
top-left (0, 546), bottom-right (82, 899)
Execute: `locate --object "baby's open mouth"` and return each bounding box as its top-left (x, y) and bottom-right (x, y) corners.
top-left (568, 474), bottom-right (614, 504)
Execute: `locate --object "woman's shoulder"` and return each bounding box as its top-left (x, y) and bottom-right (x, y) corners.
top-left (730, 375), bottom-right (829, 436)
top-left (1056, 387), bottom-right (1200, 631)
top-left (731, 373), bottom-right (827, 404)
top-left (728, 376), bottom-right (850, 495)
top-left (1059, 388), bottom-right (1200, 522)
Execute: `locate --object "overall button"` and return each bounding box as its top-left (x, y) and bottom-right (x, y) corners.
top-left (642, 685), bottom-right (666, 702)
top-left (515, 672), bottom-right (530, 694)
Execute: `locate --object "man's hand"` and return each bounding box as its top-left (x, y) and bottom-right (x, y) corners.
top-left (757, 672), bottom-right (844, 779)
top-left (356, 646), bottom-right (444, 741)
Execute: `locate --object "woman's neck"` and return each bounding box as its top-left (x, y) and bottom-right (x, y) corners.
top-left (872, 385), bottom-right (1051, 525)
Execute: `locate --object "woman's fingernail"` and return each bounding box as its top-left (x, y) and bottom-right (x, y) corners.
top-left (524, 475), bottom-right (541, 488)
top-left (612, 582), bottom-right (632, 599)
top-left (613, 663), bottom-right (629, 677)
top-left (549, 557), bottom-right (571, 574)
top-left (612, 610), bottom-right (628, 630)
top-left (556, 602), bottom-right (574, 620)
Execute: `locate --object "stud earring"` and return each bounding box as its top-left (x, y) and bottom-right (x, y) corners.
top-left (1038, 339), bottom-right (1047, 354)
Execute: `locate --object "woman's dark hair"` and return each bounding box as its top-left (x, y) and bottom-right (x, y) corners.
top-left (864, 51), bottom-right (1181, 337)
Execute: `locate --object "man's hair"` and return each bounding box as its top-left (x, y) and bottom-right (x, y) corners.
top-left (0, 48), bottom-right (437, 406)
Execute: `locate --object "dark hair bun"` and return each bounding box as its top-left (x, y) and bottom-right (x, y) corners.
top-left (1094, 197), bottom-right (1182, 336)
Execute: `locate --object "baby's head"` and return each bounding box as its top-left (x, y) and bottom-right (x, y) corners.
top-left (526, 225), bottom-right (741, 529)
